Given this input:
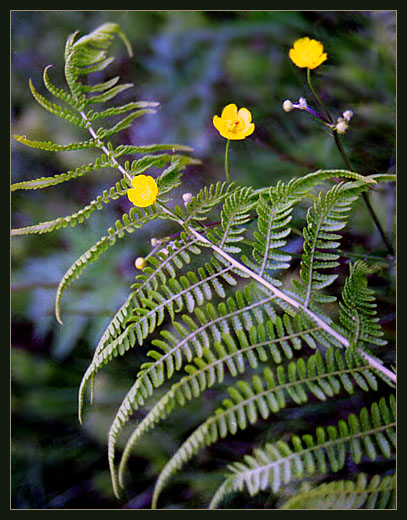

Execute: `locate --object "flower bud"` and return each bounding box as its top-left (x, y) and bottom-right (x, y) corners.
top-left (135, 257), bottom-right (147, 270)
top-left (335, 120), bottom-right (348, 134)
top-left (182, 192), bottom-right (193, 205)
top-left (343, 110), bottom-right (353, 121)
top-left (150, 237), bottom-right (159, 247)
top-left (282, 100), bottom-right (293, 112)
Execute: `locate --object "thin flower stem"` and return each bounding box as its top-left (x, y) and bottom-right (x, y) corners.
top-left (306, 71), bottom-right (394, 256)
top-left (224, 139), bottom-right (231, 182)
top-left (307, 67), bottom-right (333, 124)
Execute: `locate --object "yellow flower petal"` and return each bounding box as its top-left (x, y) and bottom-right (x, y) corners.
top-left (127, 174), bottom-right (158, 207)
top-left (213, 104), bottom-right (255, 140)
top-left (237, 107), bottom-right (252, 124)
top-left (221, 103), bottom-right (238, 119)
top-left (289, 37), bottom-right (327, 69)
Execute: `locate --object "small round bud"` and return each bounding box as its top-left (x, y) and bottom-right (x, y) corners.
top-left (343, 110), bottom-right (353, 121)
top-left (182, 192), bottom-right (193, 205)
top-left (135, 257), bottom-right (147, 270)
top-left (282, 100), bottom-right (293, 112)
top-left (335, 120), bottom-right (348, 134)
top-left (150, 237), bottom-right (159, 247)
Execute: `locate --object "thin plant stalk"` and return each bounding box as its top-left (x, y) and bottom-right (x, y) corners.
top-left (224, 138), bottom-right (231, 182)
top-left (306, 69), bottom-right (394, 256)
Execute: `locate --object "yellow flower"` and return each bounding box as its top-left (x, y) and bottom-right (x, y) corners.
top-left (213, 104), bottom-right (255, 140)
top-left (289, 37), bottom-right (327, 70)
top-left (127, 174), bottom-right (158, 207)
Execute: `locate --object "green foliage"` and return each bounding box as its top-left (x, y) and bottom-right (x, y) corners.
top-left (209, 395), bottom-right (395, 508)
top-left (12, 19), bottom-right (395, 510)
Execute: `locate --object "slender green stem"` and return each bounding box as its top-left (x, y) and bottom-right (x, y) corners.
top-left (306, 70), bottom-right (394, 256)
top-left (224, 138), bottom-right (231, 182)
top-left (307, 67), bottom-right (333, 124)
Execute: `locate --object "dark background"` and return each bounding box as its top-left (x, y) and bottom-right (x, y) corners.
top-left (11, 10), bottom-right (396, 509)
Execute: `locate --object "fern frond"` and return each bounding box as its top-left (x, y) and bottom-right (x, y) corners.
top-left (94, 108), bottom-right (157, 139)
top-left (11, 156), bottom-right (113, 191)
top-left (86, 100), bottom-right (160, 121)
top-left (340, 260), bottom-right (387, 347)
top-left (178, 181), bottom-right (237, 225)
top-left (55, 204), bottom-right (164, 324)
top-left (280, 472), bottom-right (396, 509)
top-left (78, 249), bottom-right (236, 419)
top-left (64, 23), bottom-right (132, 103)
top-left (11, 178), bottom-right (129, 236)
top-left (151, 346), bottom-right (381, 508)
top-left (208, 394), bottom-right (395, 508)
top-left (28, 78), bottom-right (87, 128)
top-left (13, 133), bottom-right (97, 152)
top-left (205, 186), bottom-right (255, 253)
top-left (113, 143), bottom-right (194, 157)
top-left (107, 284), bottom-right (289, 497)
top-left (116, 318), bottom-right (322, 489)
top-left (42, 64), bottom-right (78, 108)
top-left (77, 234), bottom-right (204, 416)
top-left (293, 181), bottom-right (369, 307)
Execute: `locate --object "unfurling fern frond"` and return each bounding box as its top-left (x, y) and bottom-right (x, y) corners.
top-left (279, 472), bottom-right (396, 509)
top-left (208, 395), bottom-right (395, 509)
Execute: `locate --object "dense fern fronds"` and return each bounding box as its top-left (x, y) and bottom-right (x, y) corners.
top-left (279, 472), bottom-right (396, 509)
top-left (208, 395), bottom-right (395, 509)
top-left (150, 345), bottom-right (382, 507)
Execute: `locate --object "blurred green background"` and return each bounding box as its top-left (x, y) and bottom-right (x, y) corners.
top-left (11, 11), bottom-right (396, 509)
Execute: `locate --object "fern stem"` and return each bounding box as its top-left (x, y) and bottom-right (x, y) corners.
top-left (80, 111), bottom-right (132, 184)
top-left (155, 202), bottom-right (396, 385)
top-left (185, 225), bottom-right (396, 385)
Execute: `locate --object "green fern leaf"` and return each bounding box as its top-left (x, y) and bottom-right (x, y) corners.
top-left (208, 395), bottom-right (395, 508)
top-left (340, 260), bottom-right (387, 347)
top-left (55, 204), bottom-right (164, 324)
top-left (10, 155), bottom-right (115, 191)
top-left (293, 181), bottom-right (369, 307)
top-left (280, 472), bottom-right (396, 509)
top-left (13, 133), bottom-right (97, 152)
top-left (151, 346), bottom-right (381, 508)
top-left (11, 178), bottom-right (129, 236)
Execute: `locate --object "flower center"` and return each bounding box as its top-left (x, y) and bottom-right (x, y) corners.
top-left (140, 185), bottom-right (153, 201)
top-left (226, 117), bottom-right (244, 133)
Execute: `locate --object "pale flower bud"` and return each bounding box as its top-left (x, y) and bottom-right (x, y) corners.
top-left (282, 99), bottom-right (293, 112)
top-left (135, 257), bottom-right (147, 270)
top-left (343, 110), bottom-right (353, 121)
top-left (150, 237), bottom-right (159, 247)
top-left (182, 192), bottom-right (193, 205)
top-left (335, 120), bottom-right (348, 134)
